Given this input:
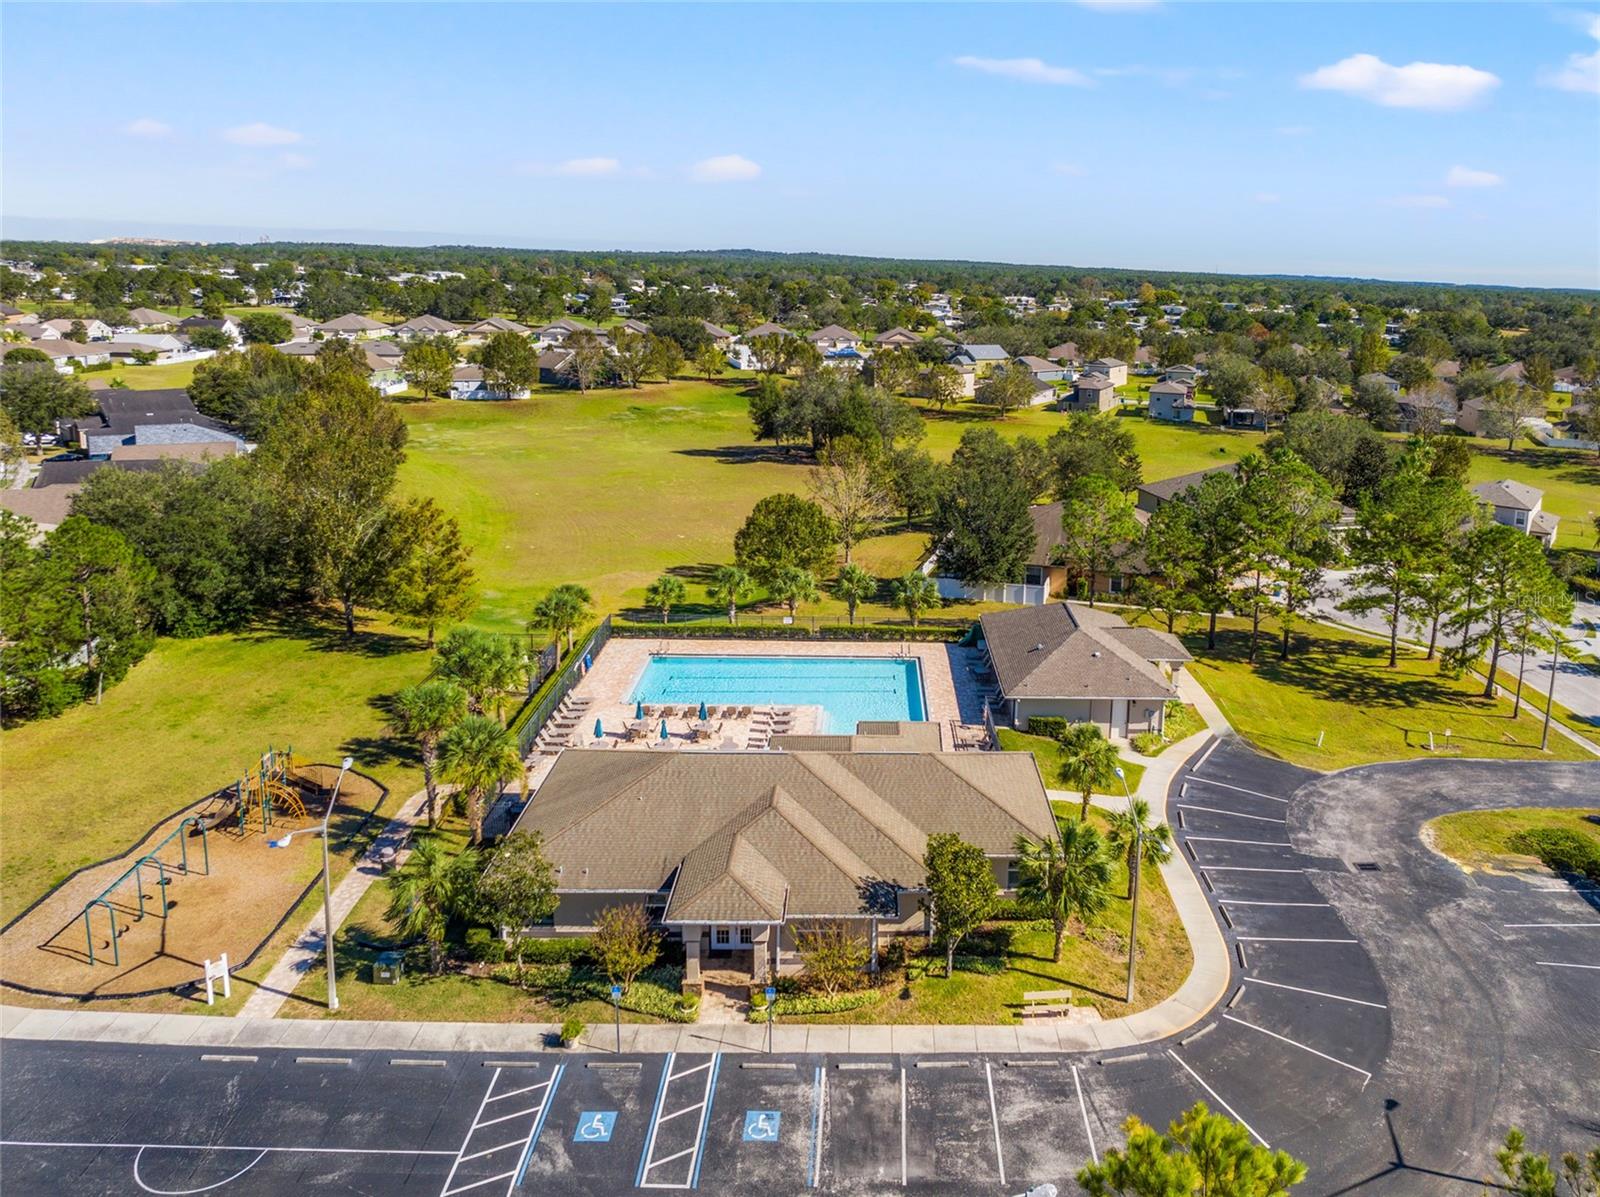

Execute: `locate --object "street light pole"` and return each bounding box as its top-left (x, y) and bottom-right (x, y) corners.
top-left (322, 756), bottom-right (354, 1012)
top-left (1115, 766), bottom-right (1140, 1005)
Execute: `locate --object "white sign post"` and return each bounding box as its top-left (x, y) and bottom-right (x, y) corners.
top-left (203, 953), bottom-right (231, 1005)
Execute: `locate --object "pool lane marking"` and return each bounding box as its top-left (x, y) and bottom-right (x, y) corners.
top-left (1070, 1065), bottom-right (1096, 1163)
top-left (511, 1063), bottom-right (565, 1193)
top-left (984, 1062), bottom-right (1005, 1187)
top-left (1184, 776), bottom-right (1288, 803)
top-left (1168, 1052), bottom-right (1268, 1148)
top-left (1222, 1015), bottom-right (1372, 1085)
top-left (1243, 977), bottom-right (1387, 1009)
top-left (1178, 805), bottom-right (1285, 824)
top-left (806, 1065), bottom-right (826, 1189)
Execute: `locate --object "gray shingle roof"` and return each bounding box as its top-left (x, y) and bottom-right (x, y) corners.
top-left (1471, 479), bottom-right (1541, 511)
top-left (979, 603), bottom-right (1182, 701)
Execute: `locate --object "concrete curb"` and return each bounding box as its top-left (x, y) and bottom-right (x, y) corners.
top-left (0, 735), bottom-right (1230, 1057)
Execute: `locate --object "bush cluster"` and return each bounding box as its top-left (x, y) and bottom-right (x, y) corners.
top-left (1025, 716), bottom-right (1069, 738)
top-left (1508, 828), bottom-right (1600, 883)
top-left (1130, 731), bottom-right (1166, 755)
top-left (748, 988), bottom-right (884, 1021)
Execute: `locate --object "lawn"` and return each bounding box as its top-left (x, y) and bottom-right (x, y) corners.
top-left (1180, 617), bottom-right (1595, 770)
top-left (995, 728), bottom-right (1147, 796)
top-left (0, 612), bottom-right (429, 924)
top-left (783, 808), bottom-right (1191, 1023)
top-left (84, 358), bottom-right (200, 391)
top-left (1423, 807), bottom-right (1600, 875)
top-left (1461, 442), bottom-right (1598, 550)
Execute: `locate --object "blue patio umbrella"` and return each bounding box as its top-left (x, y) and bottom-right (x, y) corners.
top-left (635, 700), bottom-right (644, 720)
top-left (659, 720), bottom-right (670, 741)
top-left (594, 718), bottom-right (604, 740)
top-left (698, 700), bottom-right (709, 721)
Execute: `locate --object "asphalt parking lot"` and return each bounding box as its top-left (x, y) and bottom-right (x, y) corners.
top-left (3, 743), bottom-right (1595, 1197)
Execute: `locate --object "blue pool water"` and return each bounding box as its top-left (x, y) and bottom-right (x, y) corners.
top-left (629, 655), bottom-right (926, 734)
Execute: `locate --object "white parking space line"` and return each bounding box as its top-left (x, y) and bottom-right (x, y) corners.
top-left (807, 1065), bottom-right (826, 1189)
top-left (1505, 922), bottom-right (1600, 928)
top-left (1184, 776), bottom-right (1288, 803)
top-left (1221, 900), bottom-right (1331, 907)
top-left (638, 1053), bottom-right (722, 1190)
top-left (1, 1141), bottom-right (457, 1156)
top-left (984, 1062), bottom-right (1005, 1187)
top-left (436, 1064), bottom-right (563, 1197)
top-left (1070, 1064), bottom-right (1096, 1164)
top-left (1178, 805), bottom-right (1285, 824)
top-left (1244, 977), bottom-right (1387, 1009)
top-left (1537, 961), bottom-right (1600, 969)
top-left (1191, 739), bottom-right (1220, 772)
top-left (1185, 836), bottom-right (1292, 847)
top-left (1222, 1014), bottom-right (1372, 1084)
top-left (899, 1066), bottom-right (908, 1188)
top-left (1168, 1052), bottom-right (1268, 1148)
top-left (1201, 866), bottom-right (1305, 873)
top-left (1235, 936), bottom-right (1358, 944)
top-left (439, 1067), bottom-right (503, 1197)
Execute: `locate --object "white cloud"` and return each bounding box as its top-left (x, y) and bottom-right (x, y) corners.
top-left (223, 121), bottom-right (303, 147)
top-left (690, 154), bottom-right (761, 183)
top-left (1299, 53), bottom-right (1499, 110)
top-left (279, 152), bottom-right (312, 171)
top-left (1254, 192), bottom-right (1281, 204)
top-left (125, 117), bottom-right (172, 138)
top-left (1445, 165), bottom-right (1503, 188)
top-left (554, 157), bottom-right (622, 177)
top-left (954, 56), bottom-right (1092, 86)
top-left (1539, 13), bottom-right (1600, 94)
top-left (1388, 194), bottom-right (1451, 209)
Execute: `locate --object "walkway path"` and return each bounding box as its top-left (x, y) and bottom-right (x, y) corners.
top-left (235, 787), bottom-right (432, 1019)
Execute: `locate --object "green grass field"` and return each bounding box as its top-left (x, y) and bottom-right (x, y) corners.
top-left (1462, 442), bottom-right (1598, 549)
top-left (1424, 806), bottom-right (1600, 875)
top-left (994, 728), bottom-right (1147, 796)
top-left (1182, 617), bottom-right (1595, 770)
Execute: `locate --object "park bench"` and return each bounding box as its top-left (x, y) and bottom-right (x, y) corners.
top-left (1020, 989), bottom-right (1074, 1018)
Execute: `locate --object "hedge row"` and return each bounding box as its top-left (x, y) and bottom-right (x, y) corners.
top-left (612, 621), bottom-right (965, 643)
top-left (748, 988), bottom-right (884, 1021)
top-left (489, 961), bottom-right (700, 1022)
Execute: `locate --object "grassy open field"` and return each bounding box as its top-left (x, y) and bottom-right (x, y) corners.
top-left (84, 358), bottom-right (200, 391)
top-left (1423, 807), bottom-right (1600, 875)
top-left (1181, 616), bottom-right (1595, 770)
top-left (1462, 442), bottom-right (1598, 549)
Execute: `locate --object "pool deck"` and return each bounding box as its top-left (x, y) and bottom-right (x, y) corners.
top-left (554, 637), bottom-right (969, 756)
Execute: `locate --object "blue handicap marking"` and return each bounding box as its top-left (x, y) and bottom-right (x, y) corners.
top-left (574, 1111), bottom-right (617, 1143)
top-left (742, 1110), bottom-right (780, 1142)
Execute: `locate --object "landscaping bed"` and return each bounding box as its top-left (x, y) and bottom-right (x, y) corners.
top-left (1423, 807), bottom-right (1600, 879)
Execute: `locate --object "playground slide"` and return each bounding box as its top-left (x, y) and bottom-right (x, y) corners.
top-left (193, 799), bottom-right (240, 833)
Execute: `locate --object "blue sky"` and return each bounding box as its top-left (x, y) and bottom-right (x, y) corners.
top-left (4, 2), bottom-right (1598, 287)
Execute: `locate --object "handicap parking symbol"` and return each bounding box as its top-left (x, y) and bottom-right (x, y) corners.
top-left (742, 1110), bottom-right (780, 1142)
top-left (574, 1111), bottom-right (617, 1143)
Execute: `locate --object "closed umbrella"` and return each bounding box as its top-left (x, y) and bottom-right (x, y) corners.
top-left (659, 720), bottom-right (670, 741)
top-left (698, 701), bottom-right (709, 721)
top-left (594, 718), bottom-right (604, 741)
top-left (635, 700), bottom-right (644, 720)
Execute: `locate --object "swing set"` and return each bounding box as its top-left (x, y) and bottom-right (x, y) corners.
top-left (78, 814), bottom-right (210, 966)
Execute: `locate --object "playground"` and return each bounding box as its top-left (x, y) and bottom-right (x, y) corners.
top-left (0, 750), bottom-right (384, 1003)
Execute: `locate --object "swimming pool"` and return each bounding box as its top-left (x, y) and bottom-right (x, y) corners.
top-left (629, 655), bottom-right (926, 734)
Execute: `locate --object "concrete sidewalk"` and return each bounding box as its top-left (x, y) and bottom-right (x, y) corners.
top-left (236, 787), bottom-right (432, 1019)
top-left (2, 731), bottom-right (1231, 1058)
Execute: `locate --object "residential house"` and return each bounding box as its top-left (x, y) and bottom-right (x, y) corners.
top-left (1490, 361), bottom-right (1526, 386)
top-left (177, 316), bottom-right (242, 346)
top-left (3, 339), bottom-right (110, 371)
top-left (1045, 342), bottom-right (1081, 367)
top-left (1396, 385), bottom-right (1458, 432)
top-left (951, 344), bottom-right (1009, 377)
top-left (823, 346), bottom-right (868, 372)
top-left (978, 602), bottom-right (1190, 738)
top-left (18, 322), bottom-right (60, 341)
top-left (1147, 378), bottom-right (1196, 422)
top-left (506, 725), bottom-right (1057, 982)
top-left (1162, 364), bottom-right (1200, 386)
top-left (1020, 502), bottom-right (1147, 599)
top-left (1456, 396), bottom-right (1550, 440)
top-left (873, 327), bottom-right (920, 349)
top-left (392, 314), bottom-right (461, 339)
top-left (1135, 464), bottom-right (1237, 515)
top-left (1082, 358), bottom-right (1128, 386)
top-left (807, 324), bottom-right (863, 353)
top-left (1432, 359), bottom-right (1461, 382)
top-left (0, 485), bottom-right (81, 535)
top-left (42, 317), bottom-right (113, 341)
top-left (1063, 374), bottom-right (1118, 414)
top-left (1553, 366), bottom-right (1589, 395)
top-left (316, 313), bottom-right (391, 339)
top-left (742, 321), bottom-right (791, 341)
top-left (101, 333), bottom-right (192, 363)
top-left (1016, 355), bottom-right (1068, 383)
top-left (701, 320), bottom-right (735, 348)
top-left (538, 348), bottom-right (577, 385)
top-left (449, 364), bottom-right (531, 400)
top-left (1359, 372), bottom-right (1401, 395)
top-left (533, 318), bottom-right (584, 346)
top-left (70, 388), bottom-right (248, 456)
top-left (616, 318), bottom-right (652, 337)
top-left (1470, 480), bottom-right (1560, 547)
top-left (1132, 346), bottom-right (1158, 375)
top-left (126, 307), bottom-right (179, 329)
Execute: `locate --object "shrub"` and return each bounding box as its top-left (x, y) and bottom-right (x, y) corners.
top-left (1508, 828), bottom-right (1600, 882)
top-left (559, 1017), bottom-right (584, 1045)
top-left (1130, 731), bottom-right (1165, 756)
top-left (611, 620), bottom-right (965, 643)
top-left (1026, 716), bottom-right (1069, 739)
top-left (514, 936), bottom-right (593, 965)
top-left (750, 988), bottom-right (884, 1021)
top-left (950, 954), bottom-right (1007, 975)
top-left (990, 896), bottom-right (1051, 921)
top-left (465, 928), bottom-right (506, 964)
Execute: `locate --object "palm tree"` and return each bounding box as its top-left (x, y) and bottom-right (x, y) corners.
top-left (435, 627), bottom-right (524, 722)
top-left (387, 680), bottom-right (467, 827)
top-left (644, 574), bottom-right (688, 625)
top-left (1057, 724), bottom-right (1122, 821)
top-left (706, 564), bottom-right (752, 625)
top-left (1106, 797), bottom-right (1174, 900)
top-left (1015, 821), bottom-right (1113, 962)
top-left (831, 564), bottom-right (877, 626)
top-left (768, 565), bottom-right (820, 617)
top-left (385, 834), bottom-right (480, 973)
top-left (530, 583), bottom-right (591, 665)
top-left (438, 714), bottom-right (520, 844)
top-left (888, 570), bottom-right (941, 627)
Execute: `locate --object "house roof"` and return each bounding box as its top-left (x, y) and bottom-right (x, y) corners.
top-left (807, 324), bottom-right (861, 343)
top-left (1530, 510), bottom-right (1560, 538)
top-left (1432, 359), bottom-right (1461, 379)
top-left (0, 483), bottom-right (81, 530)
top-left (0, 303), bottom-right (20, 318)
top-left (772, 722), bottom-right (944, 754)
top-left (177, 316), bottom-right (234, 330)
top-left (467, 317), bottom-right (531, 335)
top-left (617, 319), bottom-right (652, 335)
top-left (1163, 364), bottom-right (1200, 376)
top-left (1016, 355), bottom-right (1057, 372)
top-left (874, 327), bottom-right (920, 345)
top-left (1075, 375), bottom-right (1116, 392)
top-left (1148, 379), bottom-right (1192, 396)
top-left (536, 318), bottom-right (583, 335)
top-left (1138, 463), bottom-right (1237, 505)
top-left (979, 602), bottom-right (1186, 701)
top-left (1359, 372), bottom-right (1399, 386)
top-left (36, 458), bottom-right (172, 487)
top-left (958, 344), bottom-right (1008, 361)
top-left (1133, 346), bottom-right (1155, 364)
top-left (1490, 361), bottom-right (1526, 383)
top-left (1471, 479), bottom-right (1541, 512)
top-left (702, 320), bottom-right (733, 339)
top-left (394, 314), bottom-right (460, 334)
top-left (317, 313), bottom-right (390, 333)
top-left (508, 735), bottom-right (1055, 923)
top-left (743, 321), bottom-right (791, 340)
top-left (1087, 357), bottom-right (1126, 368)
top-left (451, 364), bottom-right (484, 382)
top-left (1046, 342), bottom-right (1080, 361)
top-left (109, 440), bottom-right (241, 463)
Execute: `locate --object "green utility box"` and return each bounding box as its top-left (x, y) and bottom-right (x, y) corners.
top-left (372, 951), bottom-right (405, 985)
